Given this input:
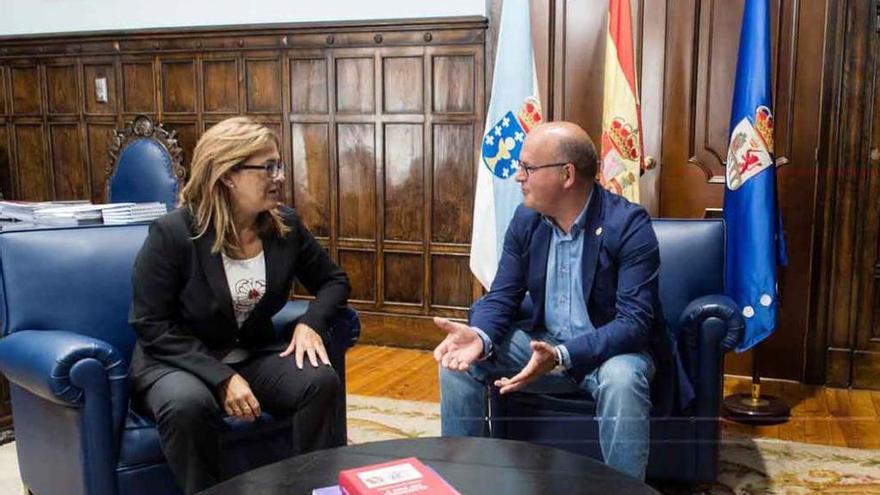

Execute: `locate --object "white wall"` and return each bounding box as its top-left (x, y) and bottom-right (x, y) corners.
top-left (0, 0), bottom-right (485, 36)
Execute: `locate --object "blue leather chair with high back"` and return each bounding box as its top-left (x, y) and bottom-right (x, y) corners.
top-left (0, 223), bottom-right (360, 495)
top-left (107, 115), bottom-right (185, 211)
top-left (487, 218), bottom-right (744, 485)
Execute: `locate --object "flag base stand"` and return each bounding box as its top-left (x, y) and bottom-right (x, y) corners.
top-left (722, 349), bottom-right (790, 425)
top-left (722, 389), bottom-right (790, 425)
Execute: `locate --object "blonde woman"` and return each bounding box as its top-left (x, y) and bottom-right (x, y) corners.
top-left (128, 117), bottom-right (350, 494)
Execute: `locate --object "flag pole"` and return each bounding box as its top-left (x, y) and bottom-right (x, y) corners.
top-left (722, 343), bottom-right (789, 424)
top-left (721, 0), bottom-right (789, 426)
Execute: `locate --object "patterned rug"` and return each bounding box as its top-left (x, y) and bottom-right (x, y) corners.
top-left (0, 396), bottom-right (876, 494)
top-left (346, 395), bottom-right (880, 494)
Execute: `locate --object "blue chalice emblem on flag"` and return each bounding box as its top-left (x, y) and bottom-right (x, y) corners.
top-left (481, 97), bottom-right (542, 179)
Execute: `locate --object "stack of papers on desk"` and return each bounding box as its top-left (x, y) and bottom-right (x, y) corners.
top-left (102, 202), bottom-right (167, 224)
top-left (0, 200), bottom-right (93, 224)
top-left (32, 203), bottom-right (110, 225)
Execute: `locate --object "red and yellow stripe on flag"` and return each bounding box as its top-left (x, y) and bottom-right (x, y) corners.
top-left (599, 0), bottom-right (645, 203)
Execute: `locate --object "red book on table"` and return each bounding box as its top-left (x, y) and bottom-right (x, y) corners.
top-left (338, 457), bottom-right (460, 495)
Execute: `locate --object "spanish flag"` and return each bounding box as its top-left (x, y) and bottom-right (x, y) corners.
top-left (599, 0), bottom-right (644, 202)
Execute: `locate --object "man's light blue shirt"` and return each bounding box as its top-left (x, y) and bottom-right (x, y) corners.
top-left (543, 193), bottom-right (594, 368)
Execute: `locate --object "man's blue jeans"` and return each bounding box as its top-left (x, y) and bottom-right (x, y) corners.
top-left (439, 327), bottom-right (655, 480)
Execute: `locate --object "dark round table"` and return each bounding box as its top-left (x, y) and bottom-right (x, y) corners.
top-left (200, 437), bottom-right (660, 494)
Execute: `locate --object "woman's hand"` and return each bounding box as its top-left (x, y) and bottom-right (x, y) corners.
top-left (219, 373), bottom-right (261, 422)
top-left (279, 322), bottom-right (330, 369)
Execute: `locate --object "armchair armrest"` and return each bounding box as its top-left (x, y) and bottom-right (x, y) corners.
top-left (0, 330), bottom-right (129, 495)
top-left (0, 330), bottom-right (127, 408)
top-left (677, 294), bottom-right (744, 353)
top-left (676, 294), bottom-right (743, 419)
top-left (272, 301), bottom-right (361, 349)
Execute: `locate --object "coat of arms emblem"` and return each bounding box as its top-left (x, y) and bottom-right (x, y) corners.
top-left (481, 97), bottom-right (543, 179)
top-left (727, 105), bottom-right (775, 190)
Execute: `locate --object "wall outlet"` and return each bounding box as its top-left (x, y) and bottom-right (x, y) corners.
top-left (94, 77), bottom-right (108, 103)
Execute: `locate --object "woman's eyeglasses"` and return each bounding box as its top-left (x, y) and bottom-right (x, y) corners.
top-left (234, 161), bottom-right (285, 179)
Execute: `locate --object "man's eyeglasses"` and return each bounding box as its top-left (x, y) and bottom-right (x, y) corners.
top-left (518, 161), bottom-right (570, 178)
top-left (234, 161), bottom-right (285, 179)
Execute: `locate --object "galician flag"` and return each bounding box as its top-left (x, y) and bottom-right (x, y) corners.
top-left (599, 0), bottom-right (645, 202)
top-left (724, 0), bottom-right (788, 352)
top-left (469, 0), bottom-right (542, 289)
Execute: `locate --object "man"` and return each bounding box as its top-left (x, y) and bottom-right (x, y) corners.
top-left (435, 121), bottom-right (678, 481)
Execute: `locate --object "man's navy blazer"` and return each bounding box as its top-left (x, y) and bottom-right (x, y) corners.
top-left (470, 186), bottom-right (689, 414)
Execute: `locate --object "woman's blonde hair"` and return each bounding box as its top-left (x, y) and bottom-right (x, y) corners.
top-left (179, 117), bottom-right (290, 255)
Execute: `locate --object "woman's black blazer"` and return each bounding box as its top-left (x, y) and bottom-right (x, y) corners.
top-left (128, 206), bottom-right (351, 393)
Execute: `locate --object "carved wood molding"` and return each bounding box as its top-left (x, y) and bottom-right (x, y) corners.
top-left (107, 114), bottom-right (185, 183)
top-left (0, 17), bottom-right (488, 60)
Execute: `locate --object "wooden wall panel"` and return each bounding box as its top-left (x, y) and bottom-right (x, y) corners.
top-left (0, 17), bottom-right (487, 358)
top-left (658, 0), bottom-right (705, 219)
top-left (291, 123), bottom-right (331, 237)
top-left (11, 66), bottom-right (41, 115)
top-left (432, 124), bottom-right (473, 243)
top-left (856, 24), bottom-right (880, 388)
top-left (690, 0), bottom-right (749, 184)
top-left (431, 255), bottom-right (471, 307)
top-left (339, 250), bottom-right (376, 302)
top-left (336, 57), bottom-right (375, 114)
top-left (164, 122), bottom-right (198, 171)
top-left (161, 60), bottom-right (196, 113)
top-left (291, 58), bottom-right (329, 114)
top-left (383, 57), bottom-right (423, 113)
top-left (49, 124), bottom-right (87, 199)
top-left (337, 123), bottom-right (376, 239)
top-left (263, 121), bottom-right (282, 141)
top-left (122, 62), bottom-right (156, 114)
top-left (769, 0), bottom-right (826, 384)
top-left (432, 55), bottom-right (474, 114)
top-left (807, 0), bottom-right (880, 389)
top-left (46, 65), bottom-right (77, 115)
top-left (263, 121), bottom-right (284, 204)
top-left (245, 58), bottom-right (282, 113)
top-left (384, 253), bottom-right (423, 304)
top-left (556, 0), bottom-right (604, 137)
top-left (86, 124), bottom-right (116, 203)
top-left (0, 66), bottom-right (6, 114)
top-left (0, 127), bottom-right (12, 199)
top-left (82, 63), bottom-right (116, 115)
top-left (202, 59), bottom-right (238, 113)
top-left (639, 0), bottom-right (667, 216)
top-left (384, 123), bottom-right (423, 242)
top-left (15, 125), bottom-right (50, 200)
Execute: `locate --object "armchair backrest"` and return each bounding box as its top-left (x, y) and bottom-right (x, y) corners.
top-left (108, 115), bottom-right (185, 211)
top-left (0, 224), bottom-right (148, 361)
top-left (653, 219), bottom-right (725, 335)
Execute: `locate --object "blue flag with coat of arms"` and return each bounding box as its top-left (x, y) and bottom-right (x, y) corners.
top-left (723, 0), bottom-right (788, 352)
top-left (470, 0), bottom-right (543, 289)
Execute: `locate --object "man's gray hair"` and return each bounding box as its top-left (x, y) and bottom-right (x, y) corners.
top-left (550, 128), bottom-right (599, 180)
top-left (556, 131), bottom-right (599, 180)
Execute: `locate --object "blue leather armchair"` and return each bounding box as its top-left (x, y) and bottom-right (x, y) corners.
top-left (107, 115), bottom-right (185, 211)
top-left (0, 223), bottom-right (360, 495)
top-left (487, 219), bottom-right (743, 484)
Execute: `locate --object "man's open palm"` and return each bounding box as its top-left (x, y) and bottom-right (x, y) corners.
top-left (432, 317), bottom-right (483, 371)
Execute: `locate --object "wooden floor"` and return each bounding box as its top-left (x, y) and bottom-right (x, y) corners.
top-left (345, 344), bottom-right (880, 450)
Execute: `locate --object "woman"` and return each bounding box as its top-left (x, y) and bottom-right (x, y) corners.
top-left (128, 117), bottom-right (350, 494)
